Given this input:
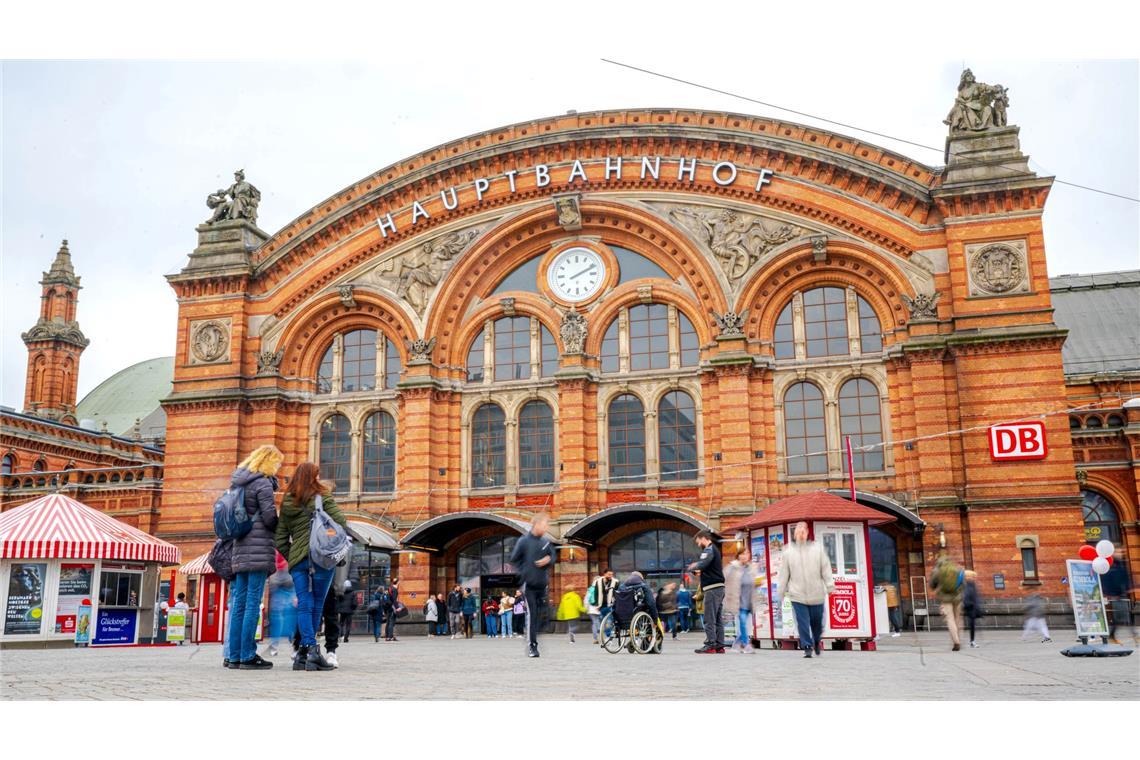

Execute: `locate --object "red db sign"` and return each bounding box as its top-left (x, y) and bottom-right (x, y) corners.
top-left (988, 421), bottom-right (1048, 461)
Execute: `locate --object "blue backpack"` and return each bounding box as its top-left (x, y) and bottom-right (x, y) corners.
top-left (213, 485), bottom-right (252, 540)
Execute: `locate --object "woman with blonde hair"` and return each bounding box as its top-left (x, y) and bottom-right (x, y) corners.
top-left (227, 444), bottom-right (284, 670)
top-left (275, 461), bottom-right (347, 671)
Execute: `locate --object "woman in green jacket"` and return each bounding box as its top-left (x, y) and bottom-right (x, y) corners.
top-left (274, 462), bottom-right (347, 671)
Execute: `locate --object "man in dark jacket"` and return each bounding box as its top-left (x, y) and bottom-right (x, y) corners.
top-left (336, 581), bottom-right (358, 642)
top-left (461, 588), bottom-right (477, 638)
top-left (687, 530), bottom-right (725, 654)
top-left (382, 578), bottom-right (400, 641)
top-left (509, 513), bottom-right (556, 658)
top-left (226, 465), bottom-right (279, 670)
top-left (447, 585), bottom-right (464, 639)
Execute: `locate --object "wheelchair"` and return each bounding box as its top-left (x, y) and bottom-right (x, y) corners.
top-left (599, 585), bottom-right (663, 654)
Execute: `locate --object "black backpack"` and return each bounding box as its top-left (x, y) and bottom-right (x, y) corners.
top-left (207, 539), bottom-right (236, 582)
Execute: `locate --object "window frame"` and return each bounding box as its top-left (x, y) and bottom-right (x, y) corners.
top-left (839, 378), bottom-right (885, 473)
top-left (783, 381), bottom-right (828, 476)
top-left (470, 403), bottom-right (507, 489)
top-left (517, 400), bottom-right (556, 487)
top-left (361, 410), bottom-right (397, 494)
top-left (607, 393), bottom-right (647, 484)
top-left (658, 390), bottom-right (698, 482)
top-left (318, 413), bottom-right (352, 492)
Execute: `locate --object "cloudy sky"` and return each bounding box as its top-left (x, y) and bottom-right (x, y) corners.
top-left (2, 56), bottom-right (1137, 406)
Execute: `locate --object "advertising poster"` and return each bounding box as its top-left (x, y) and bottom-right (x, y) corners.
top-left (55, 563), bottom-right (94, 634)
top-left (5, 562), bottom-right (47, 635)
top-left (828, 580), bottom-right (859, 630)
top-left (750, 534), bottom-right (770, 638)
top-left (93, 607), bottom-right (138, 645)
top-left (767, 526), bottom-right (796, 638)
top-left (1065, 559), bottom-right (1108, 637)
top-left (75, 603), bottom-right (92, 644)
top-left (167, 608), bottom-right (186, 642)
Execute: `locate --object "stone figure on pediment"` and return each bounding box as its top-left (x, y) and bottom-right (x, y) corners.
top-left (205, 169), bottom-right (262, 225)
top-left (670, 206), bottom-right (800, 281)
top-left (944, 69), bottom-right (1009, 133)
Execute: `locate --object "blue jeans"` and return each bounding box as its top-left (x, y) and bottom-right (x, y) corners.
top-left (290, 559), bottom-right (335, 648)
top-left (485, 613), bottom-right (498, 637)
top-left (792, 601), bottom-right (824, 652)
top-left (502, 614), bottom-right (513, 636)
top-left (678, 608), bottom-right (691, 631)
top-left (371, 612), bottom-right (383, 639)
top-left (736, 609), bottom-right (752, 647)
top-left (228, 570), bottom-right (268, 662)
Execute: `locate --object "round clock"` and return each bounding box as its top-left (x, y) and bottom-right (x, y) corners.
top-left (546, 246), bottom-right (606, 302)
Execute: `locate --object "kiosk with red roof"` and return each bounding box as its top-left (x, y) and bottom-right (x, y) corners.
top-left (734, 491), bottom-right (894, 651)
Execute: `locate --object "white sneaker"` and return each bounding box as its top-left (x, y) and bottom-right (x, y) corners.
top-left (326, 651), bottom-right (339, 668)
top-left (569, 632), bottom-right (576, 643)
top-left (266, 645), bottom-right (278, 656)
top-left (969, 641), bottom-right (979, 648)
top-left (890, 632), bottom-right (900, 638)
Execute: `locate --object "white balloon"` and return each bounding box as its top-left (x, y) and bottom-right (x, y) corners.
top-left (1092, 557), bottom-right (1110, 575)
top-left (1095, 540), bottom-right (1115, 558)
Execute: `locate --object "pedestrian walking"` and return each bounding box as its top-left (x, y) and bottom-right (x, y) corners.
top-left (482, 595), bottom-right (499, 638)
top-left (777, 521), bottom-right (835, 659)
top-left (383, 578), bottom-right (401, 641)
top-left (930, 552), bottom-right (966, 651)
top-left (424, 593), bottom-right (439, 637)
top-left (368, 586), bottom-right (386, 642)
top-left (724, 550), bottom-right (746, 647)
top-left (1101, 551), bottom-right (1136, 645)
top-left (586, 578), bottom-right (603, 644)
top-left (511, 590), bottom-right (525, 639)
top-left (556, 588), bottom-right (586, 643)
top-left (884, 582), bottom-right (902, 637)
top-left (461, 587), bottom-right (477, 638)
top-left (687, 530), bottom-right (726, 654)
top-left (676, 584), bottom-right (692, 632)
top-left (962, 570), bottom-right (984, 648)
top-left (499, 591), bottom-right (514, 638)
top-left (227, 444), bottom-right (283, 671)
top-left (656, 582), bottom-right (679, 639)
top-left (590, 568), bottom-right (618, 619)
top-left (447, 585), bottom-right (464, 639)
top-left (1020, 593), bottom-right (1052, 643)
top-left (436, 593), bottom-right (449, 636)
top-left (264, 553), bottom-right (297, 657)
top-left (734, 556), bottom-right (756, 652)
top-left (337, 580), bottom-right (357, 642)
top-left (509, 513), bottom-right (556, 658)
top-left (274, 460), bottom-right (347, 671)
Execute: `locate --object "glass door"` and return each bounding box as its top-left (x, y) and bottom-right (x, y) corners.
top-left (814, 522), bottom-right (871, 637)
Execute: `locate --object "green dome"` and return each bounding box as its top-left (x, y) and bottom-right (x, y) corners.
top-left (76, 356), bottom-right (174, 438)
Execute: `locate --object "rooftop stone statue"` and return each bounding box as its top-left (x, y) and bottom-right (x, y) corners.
top-left (206, 169), bottom-right (262, 225)
top-left (944, 69), bottom-right (1009, 133)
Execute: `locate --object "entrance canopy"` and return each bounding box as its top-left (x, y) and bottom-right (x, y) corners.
top-left (347, 520), bottom-right (399, 550)
top-left (563, 504), bottom-right (710, 546)
top-left (400, 512), bottom-right (532, 553)
top-left (0, 493), bottom-right (181, 564)
top-left (178, 552), bottom-right (214, 576)
top-left (736, 491), bottom-right (895, 531)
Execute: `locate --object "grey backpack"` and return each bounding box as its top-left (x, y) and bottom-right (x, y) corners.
top-left (308, 495), bottom-right (352, 570)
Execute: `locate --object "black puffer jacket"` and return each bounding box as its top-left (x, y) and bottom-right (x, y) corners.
top-left (229, 467), bottom-right (279, 574)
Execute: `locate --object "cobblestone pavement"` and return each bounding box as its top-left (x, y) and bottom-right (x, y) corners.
top-left (2, 629), bottom-right (1137, 700)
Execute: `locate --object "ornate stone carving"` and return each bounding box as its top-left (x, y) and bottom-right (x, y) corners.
top-left (944, 69), bottom-right (1010, 134)
top-left (712, 309), bottom-right (748, 337)
top-left (256, 349), bottom-right (284, 376)
top-left (669, 206), bottom-right (802, 281)
top-left (637, 284), bottom-right (653, 304)
top-left (21, 318), bottom-right (90, 348)
top-left (404, 336), bottom-right (437, 363)
top-left (966, 240), bottom-right (1029, 296)
top-left (189, 318), bottom-right (231, 364)
top-left (371, 227), bottom-right (483, 315)
top-left (901, 291), bottom-right (941, 321)
top-left (500, 297), bottom-right (516, 317)
top-left (811, 235), bottom-right (828, 262)
top-left (559, 311), bottom-right (588, 354)
top-left (338, 284), bottom-right (357, 308)
top-left (1076, 469), bottom-right (1088, 487)
top-left (205, 169), bottom-right (262, 225)
top-left (553, 194), bottom-right (581, 231)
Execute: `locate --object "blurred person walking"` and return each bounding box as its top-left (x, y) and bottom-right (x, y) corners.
top-left (509, 513), bottom-right (556, 658)
top-left (337, 580), bottom-right (357, 642)
top-left (656, 582), bottom-right (679, 640)
top-left (962, 570), bottom-right (984, 648)
top-left (777, 521), bottom-right (835, 659)
top-left (556, 588), bottom-right (586, 643)
top-left (1020, 593), bottom-right (1052, 643)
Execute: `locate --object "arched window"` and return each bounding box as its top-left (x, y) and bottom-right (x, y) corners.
top-left (1020, 539), bottom-right (1038, 580)
top-left (33, 458), bottom-right (46, 472)
top-left (110, 473), bottom-right (121, 483)
top-left (471, 404), bottom-right (506, 488)
top-left (608, 394), bottom-right (646, 483)
top-left (659, 390), bottom-right (698, 481)
top-left (839, 378), bottom-right (884, 473)
top-left (784, 382), bottom-right (826, 475)
top-left (774, 303), bottom-right (795, 359)
top-left (540, 324), bottom-right (559, 377)
top-left (1086, 416), bottom-right (1103, 429)
top-left (609, 529), bottom-right (697, 575)
top-left (316, 329), bottom-right (400, 394)
top-left (1069, 415), bottom-right (1082, 430)
top-left (629, 304), bottom-right (670, 370)
top-left (1106, 414), bottom-right (1124, 428)
top-left (317, 344), bottom-right (335, 394)
top-left (1081, 490), bottom-right (1121, 545)
top-left (679, 313), bottom-right (699, 366)
top-left (600, 320), bottom-right (620, 373)
top-left (466, 328), bottom-right (485, 382)
top-left (362, 411), bottom-right (396, 493)
top-left (494, 316), bottom-right (531, 382)
top-left (1, 454), bottom-right (13, 476)
top-left (384, 340), bottom-right (402, 389)
top-left (518, 401), bottom-right (555, 486)
top-left (858, 297), bottom-right (882, 353)
top-left (803, 287), bottom-right (849, 358)
top-left (342, 329), bottom-right (377, 392)
top-left (319, 414), bottom-right (352, 492)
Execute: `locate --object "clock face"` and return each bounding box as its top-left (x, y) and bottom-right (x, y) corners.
top-left (547, 247), bottom-right (606, 302)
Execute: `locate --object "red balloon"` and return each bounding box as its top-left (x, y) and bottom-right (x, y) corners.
top-left (1106, 556), bottom-right (1114, 567)
top-left (1078, 545), bottom-right (1097, 561)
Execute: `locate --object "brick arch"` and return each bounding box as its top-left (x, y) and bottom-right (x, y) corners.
top-left (446, 293), bottom-right (564, 370)
top-left (425, 200), bottom-right (728, 360)
top-left (583, 281), bottom-right (713, 358)
top-left (1082, 479), bottom-right (1138, 524)
top-left (277, 291), bottom-right (419, 380)
top-left (737, 240), bottom-right (914, 348)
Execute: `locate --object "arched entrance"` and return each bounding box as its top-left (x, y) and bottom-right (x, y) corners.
top-left (1081, 490), bottom-right (1122, 546)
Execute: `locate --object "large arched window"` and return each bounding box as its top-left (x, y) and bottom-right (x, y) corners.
top-left (784, 382), bottom-right (827, 475)
top-left (659, 390), bottom-right (698, 481)
top-left (773, 288), bottom-right (883, 360)
top-left (494, 316), bottom-right (531, 381)
top-left (518, 401), bottom-right (555, 486)
top-left (33, 458), bottom-right (46, 472)
top-left (467, 328), bottom-right (485, 382)
top-left (362, 411), bottom-right (396, 493)
top-left (316, 329), bottom-right (401, 394)
top-left (600, 320), bottom-right (620, 373)
top-left (774, 302), bottom-right (795, 359)
top-left (804, 286), bottom-right (849, 358)
top-left (600, 303), bottom-right (699, 373)
top-left (1081, 490), bottom-right (1121, 545)
top-left (608, 394), bottom-right (646, 483)
top-left (1, 454), bottom-right (14, 476)
top-left (319, 414), bottom-right (352, 491)
top-left (466, 317), bottom-right (560, 383)
top-left (609, 529), bottom-right (697, 575)
top-left (471, 404), bottom-right (507, 488)
top-left (839, 378), bottom-right (884, 472)
top-left (342, 329), bottom-right (377, 392)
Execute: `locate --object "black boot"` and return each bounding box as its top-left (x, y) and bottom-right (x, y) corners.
top-left (293, 646), bottom-right (309, 671)
top-left (306, 644), bottom-right (335, 671)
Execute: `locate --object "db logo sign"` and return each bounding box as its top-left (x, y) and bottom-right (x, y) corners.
top-left (988, 421), bottom-right (1048, 461)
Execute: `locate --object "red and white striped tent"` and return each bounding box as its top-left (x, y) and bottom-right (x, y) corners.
top-left (0, 493), bottom-right (181, 565)
top-left (178, 552), bottom-right (214, 575)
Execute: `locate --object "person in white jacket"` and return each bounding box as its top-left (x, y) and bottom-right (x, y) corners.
top-left (777, 521), bottom-right (835, 658)
top-left (424, 595), bottom-right (439, 637)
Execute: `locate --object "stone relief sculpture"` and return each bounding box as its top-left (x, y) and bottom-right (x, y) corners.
top-left (711, 309), bottom-right (748, 338)
top-left (256, 349), bottom-right (284, 375)
top-left (404, 336), bottom-right (437, 363)
top-left (190, 319), bottom-right (230, 363)
top-left (559, 311), bottom-right (588, 354)
top-left (900, 291), bottom-right (941, 321)
top-left (669, 206), bottom-right (802, 281)
top-left (968, 242), bottom-right (1026, 295)
top-left (338, 284), bottom-right (357, 308)
top-left (553, 195), bottom-right (582, 230)
top-left (371, 227), bottom-right (483, 315)
top-left (206, 169), bottom-right (262, 225)
top-left (944, 69), bottom-right (1009, 133)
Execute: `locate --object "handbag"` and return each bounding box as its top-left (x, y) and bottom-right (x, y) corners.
top-left (393, 601), bottom-right (409, 619)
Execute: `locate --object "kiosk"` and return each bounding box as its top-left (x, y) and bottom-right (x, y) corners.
top-left (734, 491), bottom-right (894, 651)
top-left (178, 552), bottom-right (228, 644)
top-left (0, 493), bottom-right (181, 647)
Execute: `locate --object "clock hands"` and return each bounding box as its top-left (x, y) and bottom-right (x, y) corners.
top-left (568, 263), bottom-right (597, 281)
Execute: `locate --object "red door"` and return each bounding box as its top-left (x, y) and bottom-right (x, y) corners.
top-left (196, 575), bottom-right (227, 643)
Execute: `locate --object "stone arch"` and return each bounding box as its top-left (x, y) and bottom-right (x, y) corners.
top-left (1082, 478), bottom-right (1137, 524)
top-left (447, 293), bottom-right (565, 370)
top-left (583, 281), bottom-right (714, 357)
top-left (425, 200), bottom-right (728, 361)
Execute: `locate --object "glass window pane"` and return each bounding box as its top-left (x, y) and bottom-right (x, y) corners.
top-left (804, 288), bottom-right (850, 358)
top-left (822, 534), bottom-right (838, 573)
top-left (628, 304), bottom-right (669, 371)
top-left (774, 302), bottom-right (795, 360)
top-left (320, 414), bottom-right (352, 492)
top-left (601, 320), bottom-right (620, 373)
top-left (842, 533), bottom-right (858, 574)
top-left (608, 394), bottom-right (645, 482)
top-left (679, 312), bottom-right (699, 367)
top-left (494, 317), bottom-right (531, 382)
top-left (858, 296), bottom-right (883, 354)
top-left (839, 379), bottom-right (884, 473)
top-left (471, 404), bottom-right (506, 487)
top-left (540, 324), bottom-right (559, 377)
top-left (362, 412), bottom-right (396, 493)
top-left (317, 344), bottom-right (335, 394)
top-left (341, 330), bottom-right (377, 392)
top-left (659, 391), bottom-right (697, 481)
top-left (518, 401), bottom-right (555, 486)
top-left (783, 382), bottom-right (827, 475)
top-left (385, 338), bottom-right (402, 389)
top-left (466, 329), bottom-right (485, 382)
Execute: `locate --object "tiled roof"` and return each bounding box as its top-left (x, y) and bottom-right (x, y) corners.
top-left (1050, 270), bottom-right (1140, 376)
top-left (735, 491), bottom-right (895, 530)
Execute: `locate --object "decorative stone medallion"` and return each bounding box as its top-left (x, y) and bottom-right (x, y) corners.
top-left (966, 240), bottom-right (1029, 297)
top-left (559, 311), bottom-right (588, 354)
top-left (189, 318), bottom-right (231, 364)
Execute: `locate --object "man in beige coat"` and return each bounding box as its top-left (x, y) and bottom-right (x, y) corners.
top-left (777, 521), bottom-right (835, 658)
